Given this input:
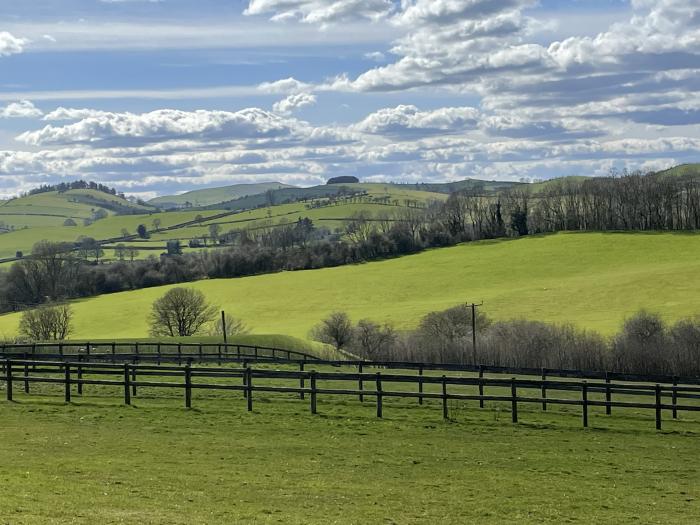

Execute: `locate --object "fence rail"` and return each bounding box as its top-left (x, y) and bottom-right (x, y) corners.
top-left (2, 343), bottom-right (698, 388)
top-left (0, 342), bottom-right (320, 363)
top-left (2, 359), bottom-right (699, 430)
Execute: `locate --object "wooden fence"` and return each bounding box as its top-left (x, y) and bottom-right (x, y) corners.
top-left (2, 343), bottom-right (698, 390)
top-left (0, 342), bottom-right (320, 363)
top-left (2, 359), bottom-right (699, 430)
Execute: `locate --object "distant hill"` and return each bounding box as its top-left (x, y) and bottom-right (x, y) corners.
top-left (149, 182), bottom-right (296, 209)
top-left (655, 163), bottom-right (700, 178)
top-left (0, 189), bottom-right (155, 229)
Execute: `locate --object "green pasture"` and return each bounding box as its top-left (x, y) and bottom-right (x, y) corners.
top-left (0, 379), bottom-right (697, 524)
top-left (2, 231), bottom-right (700, 339)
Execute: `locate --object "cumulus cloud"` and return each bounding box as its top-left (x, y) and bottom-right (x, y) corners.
top-left (17, 108), bottom-right (321, 147)
top-left (42, 107), bottom-right (114, 121)
top-left (0, 100), bottom-right (43, 119)
top-left (0, 31), bottom-right (27, 57)
top-left (272, 93), bottom-right (317, 115)
top-left (355, 105), bottom-right (480, 138)
top-left (258, 77), bottom-right (312, 94)
top-left (244, 0), bottom-right (395, 25)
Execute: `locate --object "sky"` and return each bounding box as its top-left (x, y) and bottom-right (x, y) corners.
top-left (0, 0), bottom-right (698, 199)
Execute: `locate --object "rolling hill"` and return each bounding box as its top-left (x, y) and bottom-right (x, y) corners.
top-left (149, 182), bottom-right (296, 209)
top-left (0, 189), bottom-right (155, 230)
top-left (2, 231), bottom-right (700, 339)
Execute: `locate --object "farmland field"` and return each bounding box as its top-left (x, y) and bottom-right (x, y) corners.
top-left (0, 385), bottom-right (697, 524)
top-left (2, 231), bottom-right (700, 339)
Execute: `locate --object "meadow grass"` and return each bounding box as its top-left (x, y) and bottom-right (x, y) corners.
top-left (2, 231), bottom-right (700, 339)
top-left (0, 384), bottom-right (697, 524)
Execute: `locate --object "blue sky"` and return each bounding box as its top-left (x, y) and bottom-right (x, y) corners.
top-left (0, 0), bottom-right (698, 198)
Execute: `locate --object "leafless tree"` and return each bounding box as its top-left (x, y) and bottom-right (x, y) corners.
top-left (148, 287), bottom-right (218, 337)
top-left (310, 312), bottom-right (354, 351)
top-left (19, 303), bottom-right (73, 341)
top-left (208, 312), bottom-right (250, 338)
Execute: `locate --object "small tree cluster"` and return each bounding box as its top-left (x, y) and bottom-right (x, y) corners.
top-left (19, 304), bottom-right (73, 341)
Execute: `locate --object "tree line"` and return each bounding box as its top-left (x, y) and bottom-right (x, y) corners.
top-left (3, 169), bottom-right (700, 313)
top-left (310, 307), bottom-right (700, 377)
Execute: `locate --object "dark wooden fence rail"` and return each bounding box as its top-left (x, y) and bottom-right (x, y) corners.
top-left (2, 359), bottom-right (699, 430)
top-left (0, 342), bottom-right (320, 363)
top-left (2, 343), bottom-right (699, 388)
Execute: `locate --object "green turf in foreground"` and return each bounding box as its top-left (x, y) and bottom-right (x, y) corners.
top-left (0, 394), bottom-right (698, 524)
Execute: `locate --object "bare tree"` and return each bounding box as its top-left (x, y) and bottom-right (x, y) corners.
top-left (148, 287), bottom-right (218, 337)
top-left (310, 312), bottom-right (354, 351)
top-left (208, 312), bottom-right (250, 338)
top-left (351, 319), bottom-right (396, 360)
top-left (19, 304), bottom-right (73, 341)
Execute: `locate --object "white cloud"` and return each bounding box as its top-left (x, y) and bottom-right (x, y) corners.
top-left (258, 77), bottom-right (311, 95)
top-left (273, 93), bottom-right (317, 115)
top-left (355, 105), bottom-right (480, 138)
top-left (43, 107), bottom-right (114, 121)
top-left (18, 108), bottom-right (321, 147)
top-left (244, 0), bottom-right (395, 25)
top-left (0, 31), bottom-right (27, 56)
top-left (0, 100), bottom-right (43, 119)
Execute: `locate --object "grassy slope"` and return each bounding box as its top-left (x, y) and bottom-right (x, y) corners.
top-left (0, 209), bottom-right (226, 259)
top-left (149, 182), bottom-right (296, 208)
top-left (2, 231), bottom-right (700, 339)
top-left (0, 391), bottom-right (697, 524)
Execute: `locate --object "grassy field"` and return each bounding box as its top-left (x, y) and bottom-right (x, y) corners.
top-left (0, 385), bottom-right (697, 524)
top-left (0, 186), bottom-right (443, 260)
top-left (1, 231), bottom-right (700, 339)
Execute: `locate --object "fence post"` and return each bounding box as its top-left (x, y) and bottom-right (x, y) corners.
top-left (478, 365), bottom-right (484, 409)
top-left (64, 363), bottom-right (71, 403)
top-left (310, 371), bottom-right (317, 414)
top-left (59, 343), bottom-right (63, 357)
top-left (77, 355), bottom-right (83, 396)
top-left (177, 343), bottom-right (182, 365)
top-left (5, 359), bottom-right (12, 401)
top-left (242, 360), bottom-right (248, 398)
top-left (375, 373), bottom-right (383, 418)
top-left (185, 363), bottom-right (192, 409)
top-left (655, 384), bottom-right (662, 431)
top-left (358, 363), bottom-right (364, 402)
top-left (135, 342), bottom-right (139, 356)
top-left (217, 344), bottom-right (222, 366)
top-left (246, 367), bottom-right (253, 412)
top-left (582, 382), bottom-right (588, 428)
top-left (198, 343), bottom-right (203, 362)
top-left (541, 368), bottom-right (547, 411)
top-left (672, 378), bottom-right (678, 420)
top-left (131, 359), bottom-right (137, 397)
top-left (123, 363), bottom-right (131, 405)
top-left (299, 362), bottom-right (305, 400)
top-left (605, 372), bottom-right (612, 415)
top-left (111, 342), bottom-right (116, 364)
top-left (23, 354), bottom-right (29, 394)
top-left (511, 378), bottom-right (518, 424)
top-left (86, 341), bottom-right (91, 357)
top-left (418, 365), bottom-right (424, 405)
top-left (442, 375), bottom-right (448, 420)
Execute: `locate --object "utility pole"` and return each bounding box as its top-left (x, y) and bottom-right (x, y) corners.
top-left (466, 301), bottom-right (483, 365)
top-left (221, 310), bottom-right (227, 344)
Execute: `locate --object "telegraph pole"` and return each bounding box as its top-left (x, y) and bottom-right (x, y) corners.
top-left (221, 311), bottom-right (227, 344)
top-left (466, 301), bottom-right (483, 365)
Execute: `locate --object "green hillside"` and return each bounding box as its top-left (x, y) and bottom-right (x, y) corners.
top-left (149, 182), bottom-right (296, 208)
top-left (0, 189), bottom-right (154, 230)
top-left (2, 232), bottom-right (700, 339)
top-left (656, 163), bottom-right (700, 178)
